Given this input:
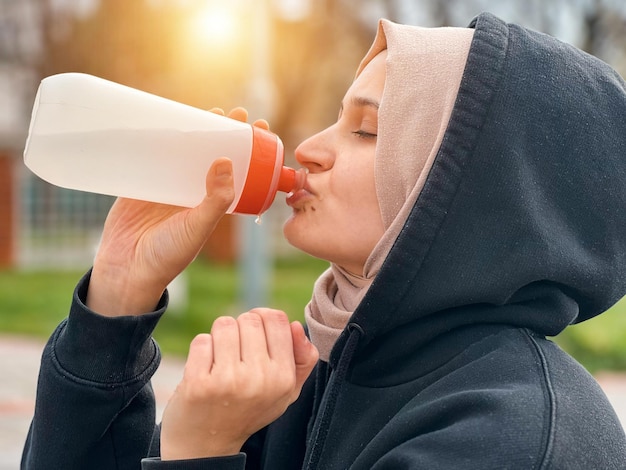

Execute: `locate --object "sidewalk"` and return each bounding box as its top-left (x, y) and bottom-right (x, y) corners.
top-left (2, 334), bottom-right (626, 469)
top-left (0, 335), bottom-right (186, 469)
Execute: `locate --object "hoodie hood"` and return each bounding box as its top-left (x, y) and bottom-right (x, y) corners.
top-left (329, 12), bottom-right (626, 368)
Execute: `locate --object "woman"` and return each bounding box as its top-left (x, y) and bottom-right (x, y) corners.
top-left (22, 12), bottom-right (626, 469)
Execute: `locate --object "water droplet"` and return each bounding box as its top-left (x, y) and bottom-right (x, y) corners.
top-left (255, 215), bottom-right (262, 225)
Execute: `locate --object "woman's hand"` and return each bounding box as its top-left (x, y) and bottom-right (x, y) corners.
top-left (86, 158), bottom-right (235, 316)
top-left (160, 309), bottom-right (319, 460)
top-left (86, 107), bottom-right (270, 317)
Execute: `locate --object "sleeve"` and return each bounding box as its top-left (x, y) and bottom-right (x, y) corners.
top-left (141, 454), bottom-right (246, 469)
top-left (21, 270), bottom-right (166, 470)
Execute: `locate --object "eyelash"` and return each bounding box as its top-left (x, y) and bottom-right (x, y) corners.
top-left (353, 130), bottom-right (377, 139)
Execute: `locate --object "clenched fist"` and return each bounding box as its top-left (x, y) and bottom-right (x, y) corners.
top-left (161, 309), bottom-right (319, 460)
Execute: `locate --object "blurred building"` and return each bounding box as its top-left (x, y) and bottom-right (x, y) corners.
top-left (0, 0), bottom-right (119, 269)
top-left (0, 0), bottom-right (37, 268)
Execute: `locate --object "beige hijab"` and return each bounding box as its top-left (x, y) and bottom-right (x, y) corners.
top-left (305, 20), bottom-right (475, 361)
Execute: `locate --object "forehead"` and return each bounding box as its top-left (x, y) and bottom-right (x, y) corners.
top-left (347, 50), bottom-right (387, 100)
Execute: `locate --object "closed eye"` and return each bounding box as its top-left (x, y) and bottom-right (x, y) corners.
top-left (353, 130), bottom-right (377, 139)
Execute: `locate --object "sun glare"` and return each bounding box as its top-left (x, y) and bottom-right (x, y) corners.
top-left (193, 6), bottom-right (239, 46)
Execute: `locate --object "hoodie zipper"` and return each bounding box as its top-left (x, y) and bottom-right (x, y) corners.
top-left (303, 324), bottom-right (364, 469)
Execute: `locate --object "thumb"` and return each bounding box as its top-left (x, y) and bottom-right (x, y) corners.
top-left (184, 158), bottom-right (235, 243)
top-left (291, 322), bottom-right (319, 389)
top-left (202, 158), bottom-right (235, 213)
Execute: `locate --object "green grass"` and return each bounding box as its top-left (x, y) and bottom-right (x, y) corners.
top-left (152, 256), bottom-right (328, 356)
top-left (1, 257), bottom-right (625, 372)
top-left (553, 297), bottom-right (626, 372)
top-left (0, 256), bottom-right (327, 358)
top-left (0, 269), bottom-right (83, 337)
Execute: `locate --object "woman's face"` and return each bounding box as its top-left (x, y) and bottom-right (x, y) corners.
top-left (283, 51), bottom-right (387, 276)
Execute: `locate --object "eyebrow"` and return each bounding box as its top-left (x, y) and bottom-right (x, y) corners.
top-left (340, 96), bottom-right (380, 113)
top-left (352, 96), bottom-right (380, 109)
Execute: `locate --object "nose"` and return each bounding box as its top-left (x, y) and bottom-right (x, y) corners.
top-left (294, 126), bottom-right (335, 173)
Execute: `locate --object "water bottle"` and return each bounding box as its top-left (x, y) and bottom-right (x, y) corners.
top-left (23, 73), bottom-right (306, 215)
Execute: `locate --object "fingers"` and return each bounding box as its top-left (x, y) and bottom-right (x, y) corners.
top-left (208, 310), bottom-right (314, 378)
top-left (210, 316), bottom-right (240, 369)
top-left (209, 106), bottom-right (270, 130)
top-left (227, 107), bottom-right (248, 122)
top-left (184, 334), bottom-right (214, 378)
top-left (225, 309), bottom-right (293, 366)
top-left (202, 311), bottom-right (317, 398)
top-left (252, 119), bottom-right (270, 130)
top-left (249, 308), bottom-right (293, 360)
top-left (291, 321), bottom-right (319, 388)
top-left (210, 107), bottom-right (247, 122)
top-left (237, 312), bottom-right (268, 366)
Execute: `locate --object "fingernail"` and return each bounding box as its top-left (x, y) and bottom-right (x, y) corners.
top-left (215, 161), bottom-right (232, 179)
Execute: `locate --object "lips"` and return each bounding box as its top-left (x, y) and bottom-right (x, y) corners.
top-left (286, 181), bottom-right (316, 208)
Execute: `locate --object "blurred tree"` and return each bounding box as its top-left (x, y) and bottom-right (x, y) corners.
top-left (371, 0), bottom-right (626, 77)
top-left (582, 0), bottom-right (626, 73)
top-left (271, 0), bottom-right (374, 154)
top-left (36, 0), bottom-right (193, 94)
top-left (24, 0), bottom-right (626, 151)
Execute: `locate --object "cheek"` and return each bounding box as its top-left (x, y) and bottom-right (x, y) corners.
top-left (326, 170), bottom-right (384, 245)
top-left (330, 160), bottom-right (378, 215)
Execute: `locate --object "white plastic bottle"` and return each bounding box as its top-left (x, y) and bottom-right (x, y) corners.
top-left (23, 73), bottom-right (305, 215)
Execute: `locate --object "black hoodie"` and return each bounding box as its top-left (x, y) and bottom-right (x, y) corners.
top-left (22, 12), bottom-right (626, 470)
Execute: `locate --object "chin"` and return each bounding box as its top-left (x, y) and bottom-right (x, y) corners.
top-left (282, 215), bottom-right (304, 250)
top-left (283, 216), bottom-right (322, 260)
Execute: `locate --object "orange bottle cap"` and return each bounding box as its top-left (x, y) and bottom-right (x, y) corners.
top-left (234, 126), bottom-right (304, 215)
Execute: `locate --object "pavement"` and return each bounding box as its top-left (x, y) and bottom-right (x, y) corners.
top-left (0, 335), bottom-right (186, 469)
top-left (1, 334), bottom-right (625, 469)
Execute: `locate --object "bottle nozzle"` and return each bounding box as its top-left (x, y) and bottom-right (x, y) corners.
top-left (277, 166), bottom-right (307, 193)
